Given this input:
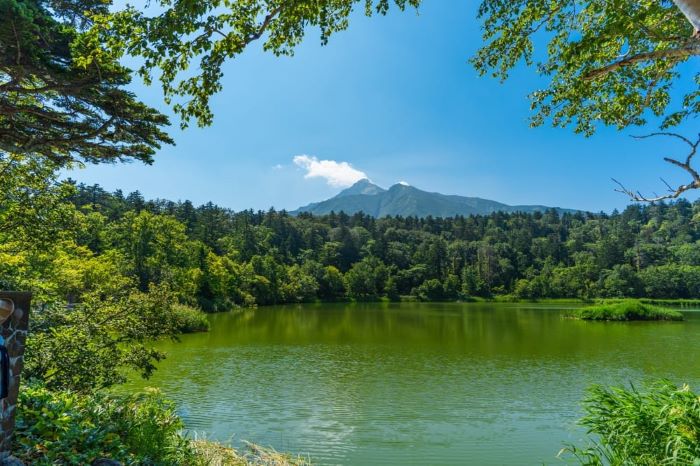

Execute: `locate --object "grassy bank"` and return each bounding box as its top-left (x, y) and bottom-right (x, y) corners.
top-left (638, 298), bottom-right (700, 308)
top-left (191, 440), bottom-right (311, 466)
top-left (571, 300), bottom-right (684, 321)
top-left (15, 385), bottom-right (310, 466)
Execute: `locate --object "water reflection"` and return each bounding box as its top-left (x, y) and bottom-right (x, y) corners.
top-left (125, 303), bottom-right (700, 466)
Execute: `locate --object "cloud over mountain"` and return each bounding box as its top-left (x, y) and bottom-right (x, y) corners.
top-left (293, 155), bottom-right (368, 188)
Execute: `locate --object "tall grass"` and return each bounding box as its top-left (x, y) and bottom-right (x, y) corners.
top-left (572, 300), bottom-right (683, 321)
top-left (561, 381), bottom-right (700, 465)
top-left (639, 298), bottom-right (700, 309)
top-left (191, 440), bottom-right (312, 466)
top-left (173, 303), bottom-right (210, 333)
top-left (15, 385), bottom-right (197, 465)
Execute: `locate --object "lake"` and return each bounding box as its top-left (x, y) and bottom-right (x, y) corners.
top-left (125, 302), bottom-right (700, 465)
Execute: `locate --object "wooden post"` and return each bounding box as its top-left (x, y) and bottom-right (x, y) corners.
top-left (0, 292), bottom-right (30, 460)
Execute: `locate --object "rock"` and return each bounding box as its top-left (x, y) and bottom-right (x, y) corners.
top-left (0, 455), bottom-right (24, 466)
top-left (91, 460), bottom-right (122, 466)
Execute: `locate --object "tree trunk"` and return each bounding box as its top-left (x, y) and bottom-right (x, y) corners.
top-left (673, 0), bottom-right (700, 33)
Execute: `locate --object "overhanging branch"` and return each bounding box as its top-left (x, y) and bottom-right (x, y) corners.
top-left (585, 43), bottom-right (700, 80)
top-left (614, 132), bottom-right (700, 202)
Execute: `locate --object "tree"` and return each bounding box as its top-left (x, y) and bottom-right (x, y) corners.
top-left (472, 1), bottom-right (700, 201)
top-left (25, 284), bottom-right (185, 392)
top-left (472, 1), bottom-right (699, 136)
top-left (106, 211), bottom-right (197, 294)
top-left (412, 278), bottom-right (449, 301)
top-left (282, 264), bottom-right (319, 302)
top-left (345, 256), bottom-right (387, 299)
top-left (1, 0), bottom-right (171, 165)
top-left (318, 265), bottom-right (346, 300)
top-left (84, 0), bottom-right (698, 135)
top-left (96, 0), bottom-right (420, 128)
top-left (613, 132), bottom-right (700, 202)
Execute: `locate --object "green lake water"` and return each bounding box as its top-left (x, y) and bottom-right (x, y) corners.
top-left (124, 302), bottom-right (700, 465)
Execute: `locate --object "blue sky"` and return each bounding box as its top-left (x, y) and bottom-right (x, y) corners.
top-left (70, 1), bottom-right (699, 213)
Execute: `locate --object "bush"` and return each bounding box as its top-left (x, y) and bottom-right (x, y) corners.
top-left (173, 304), bottom-right (210, 333)
top-left (15, 385), bottom-right (196, 465)
top-left (562, 381), bottom-right (700, 465)
top-left (573, 300), bottom-right (683, 321)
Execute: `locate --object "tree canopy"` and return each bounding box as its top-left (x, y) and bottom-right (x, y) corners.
top-left (472, 0), bottom-right (699, 135)
top-left (78, 0), bottom-right (698, 134)
top-left (95, 0), bottom-right (420, 128)
top-left (0, 0), bottom-right (172, 165)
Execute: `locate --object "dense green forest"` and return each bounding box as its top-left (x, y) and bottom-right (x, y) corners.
top-left (40, 182), bottom-right (700, 310)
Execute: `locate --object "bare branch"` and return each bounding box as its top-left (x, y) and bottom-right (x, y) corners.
top-left (614, 132), bottom-right (700, 202)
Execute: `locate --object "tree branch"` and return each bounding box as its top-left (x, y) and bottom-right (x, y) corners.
top-left (614, 132), bottom-right (700, 202)
top-left (585, 43), bottom-right (700, 80)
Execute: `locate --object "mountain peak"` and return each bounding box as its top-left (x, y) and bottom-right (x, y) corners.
top-left (389, 182), bottom-right (415, 191)
top-left (293, 181), bottom-right (577, 218)
top-left (335, 179), bottom-right (386, 198)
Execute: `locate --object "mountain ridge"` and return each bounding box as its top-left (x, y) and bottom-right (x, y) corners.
top-left (293, 179), bottom-right (577, 217)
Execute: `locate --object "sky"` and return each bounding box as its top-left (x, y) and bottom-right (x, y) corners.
top-left (69, 1), bottom-right (699, 213)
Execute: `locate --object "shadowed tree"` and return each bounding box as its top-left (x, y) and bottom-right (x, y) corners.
top-left (0, 0), bottom-right (172, 166)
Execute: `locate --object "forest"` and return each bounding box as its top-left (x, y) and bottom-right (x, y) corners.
top-left (61, 182), bottom-right (700, 308)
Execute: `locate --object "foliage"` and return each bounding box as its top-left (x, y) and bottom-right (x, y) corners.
top-left (562, 381), bottom-right (700, 465)
top-left (58, 184), bottom-right (700, 307)
top-left (472, 0), bottom-right (699, 134)
top-left (77, 0), bottom-right (698, 135)
top-left (345, 256), bottom-right (387, 299)
top-left (93, 0), bottom-right (420, 127)
top-left (15, 384), bottom-right (196, 465)
top-left (572, 300), bottom-right (684, 321)
top-left (173, 303), bottom-right (211, 333)
top-left (25, 284), bottom-right (187, 392)
top-left (0, 0), bottom-right (171, 165)
top-left (0, 156), bottom-right (77, 263)
top-left (413, 278), bottom-right (447, 301)
top-left (15, 384), bottom-right (312, 466)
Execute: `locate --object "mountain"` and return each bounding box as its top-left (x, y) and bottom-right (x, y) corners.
top-left (293, 179), bottom-right (576, 217)
top-left (334, 178), bottom-right (386, 197)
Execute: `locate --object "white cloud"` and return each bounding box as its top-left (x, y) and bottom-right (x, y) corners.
top-left (398, 181), bottom-right (410, 186)
top-left (293, 155), bottom-right (368, 188)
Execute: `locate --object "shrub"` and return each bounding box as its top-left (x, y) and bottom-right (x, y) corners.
top-left (15, 385), bottom-right (196, 465)
top-left (173, 304), bottom-right (210, 333)
top-left (562, 381), bottom-right (700, 465)
top-left (16, 385), bottom-right (312, 465)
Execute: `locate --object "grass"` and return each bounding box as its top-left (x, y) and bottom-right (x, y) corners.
top-left (571, 300), bottom-right (684, 321)
top-left (191, 440), bottom-right (312, 466)
top-left (560, 381), bottom-right (700, 465)
top-left (638, 298), bottom-right (700, 308)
